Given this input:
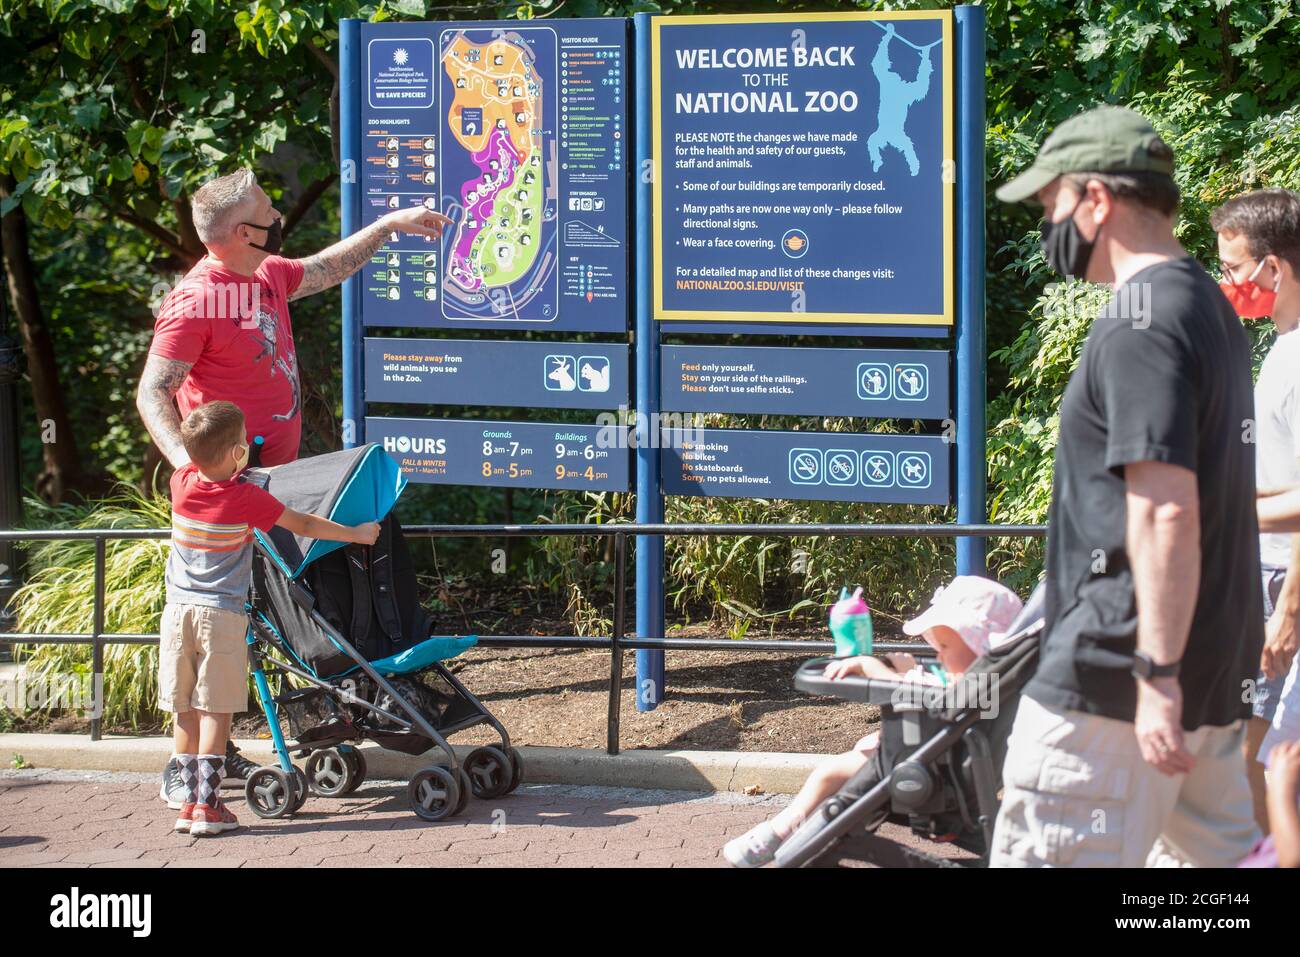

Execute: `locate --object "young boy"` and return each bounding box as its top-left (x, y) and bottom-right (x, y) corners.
top-left (723, 576), bottom-right (1023, 868)
top-left (161, 400), bottom-right (380, 836)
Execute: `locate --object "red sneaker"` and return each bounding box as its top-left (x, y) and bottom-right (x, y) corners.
top-left (190, 800), bottom-right (240, 836)
top-left (174, 803), bottom-right (196, 833)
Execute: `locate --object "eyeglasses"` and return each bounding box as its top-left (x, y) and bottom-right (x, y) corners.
top-left (1219, 258), bottom-right (1263, 285)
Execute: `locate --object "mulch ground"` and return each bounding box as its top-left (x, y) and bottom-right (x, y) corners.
top-left (441, 643), bottom-right (881, 753)
top-left (16, 616), bottom-right (918, 755)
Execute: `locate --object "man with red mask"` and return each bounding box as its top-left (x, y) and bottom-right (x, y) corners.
top-left (1214, 188), bottom-right (1300, 836)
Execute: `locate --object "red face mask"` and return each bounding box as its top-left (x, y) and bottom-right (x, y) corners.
top-left (1220, 259), bottom-right (1279, 319)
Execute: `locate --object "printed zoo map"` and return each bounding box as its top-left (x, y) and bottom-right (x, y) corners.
top-left (440, 28), bottom-right (558, 321)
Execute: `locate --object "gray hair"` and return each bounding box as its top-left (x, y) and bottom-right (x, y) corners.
top-left (191, 168), bottom-right (259, 245)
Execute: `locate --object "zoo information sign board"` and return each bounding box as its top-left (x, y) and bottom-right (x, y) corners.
top-left (365, 417), bottom-right (629, 492)
top-left (344, 17), bottom-right (633, 493)
top-left (652, 11), bottom-right (953, 328)
top-left (358, 18), bottom-right (629, 333)
top-left (661, 429), bottom-right (949, 505)
top-left (660, 343), bottom-right (949, 419)
top-left (342, 7), bottom-right (988, 713)
top-left (343, 9), bottom-right (977, 507)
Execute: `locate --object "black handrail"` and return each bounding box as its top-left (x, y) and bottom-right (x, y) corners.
top-left (0, 521), bottom-right (1046, 750)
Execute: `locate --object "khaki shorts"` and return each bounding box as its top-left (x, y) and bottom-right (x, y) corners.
top-left (991, 695), bottom-right (1259, 868)
top-left (157, 603), bottom-right (249, 715)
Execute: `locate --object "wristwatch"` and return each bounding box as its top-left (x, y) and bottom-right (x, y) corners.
top-left (1131, 650), bottom-right (1181, 680)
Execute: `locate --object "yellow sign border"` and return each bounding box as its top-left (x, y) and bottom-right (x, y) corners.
top-left (650, 10), bottom-right (954, 326)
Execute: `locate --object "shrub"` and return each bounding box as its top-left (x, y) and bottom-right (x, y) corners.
top-left (13, 487), bottom-right (170, 729)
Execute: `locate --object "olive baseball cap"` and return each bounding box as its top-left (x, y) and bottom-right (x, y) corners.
top-left (995, 105), bottom-right (1175, 204)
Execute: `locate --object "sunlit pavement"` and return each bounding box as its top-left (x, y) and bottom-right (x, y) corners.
top-left (0, 768), bottom-right (799, 868)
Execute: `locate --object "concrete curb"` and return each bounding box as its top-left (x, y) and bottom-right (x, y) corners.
top-left (0, 732), bottom-right (823, 795)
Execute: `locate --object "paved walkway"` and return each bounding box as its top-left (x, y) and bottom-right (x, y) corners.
top-left (0, 769), bottom-right (794, 868)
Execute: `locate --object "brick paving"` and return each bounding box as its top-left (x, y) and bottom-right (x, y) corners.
top-left (0, 768), bottom-right (798, 868)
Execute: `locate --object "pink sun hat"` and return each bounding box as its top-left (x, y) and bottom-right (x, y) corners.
top-left (902, 576), bottom-right (1024, 656)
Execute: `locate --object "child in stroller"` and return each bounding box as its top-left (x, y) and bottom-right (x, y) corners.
top-left (241, 444), bottom-right (520, 823)
top-left (724, 576), bottom-right (1028, 868)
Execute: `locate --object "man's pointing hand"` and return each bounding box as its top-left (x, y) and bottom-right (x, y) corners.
top-left (382, 205), bottom-right (455, 238)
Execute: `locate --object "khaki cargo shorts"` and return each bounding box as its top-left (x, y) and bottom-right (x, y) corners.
top-left (991, 694), bottom-right (1258, 868)
top-left (157, 603), bottom-right (250, 714)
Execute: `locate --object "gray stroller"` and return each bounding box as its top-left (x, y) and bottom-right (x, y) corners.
top-left (776, 583), bottom-right (1046, 868)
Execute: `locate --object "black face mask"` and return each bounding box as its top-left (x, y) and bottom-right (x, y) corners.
top-left (241, 217), bottom-right (282, 254)
top-left (1040, 196), bottom-right (1098, 280)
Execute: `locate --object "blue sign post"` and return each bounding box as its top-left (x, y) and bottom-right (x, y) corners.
top-left (954, 4), bottom-right (987, 578)
top-left (633, 13), bottom-right (664, 709)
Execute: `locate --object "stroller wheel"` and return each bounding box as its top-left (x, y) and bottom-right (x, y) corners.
top-left (455, 768), bottom-right (472, 815)
top-left (337, 745), bottom-right (367, 795)
top-left (464, 746), bottom-right (513, 799)
top-left (505, 747), bottom-right (523, 794)
top-left (408, 766), bottom-right (460, 822)
top-left (245, 767), bottom-right (295, 819)
top-left (289, 766), bottom-right (310, 813)
top-left (305, 748), bottom-right (356, 798)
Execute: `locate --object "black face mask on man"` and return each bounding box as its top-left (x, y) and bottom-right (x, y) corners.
top-left (1040, 194), bottom-right (1100, 280)
top-left (241, 217), bottom-right (283, 254)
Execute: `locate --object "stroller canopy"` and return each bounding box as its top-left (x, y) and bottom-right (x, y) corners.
top-left (249, 444), bottom-right (406, 579)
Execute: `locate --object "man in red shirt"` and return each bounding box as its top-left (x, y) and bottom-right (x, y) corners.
top-left (137, 167), bottom-right (450, 794)
top-left (137, 167), bottom-right (451, 468)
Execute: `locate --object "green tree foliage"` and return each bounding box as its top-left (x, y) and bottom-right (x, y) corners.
top-left (0, 0), bottom-right (348, 235)
top-left (4, 1), bottom-right (1300, 657)
top-left (981, 0), bottom-right (1300, 590)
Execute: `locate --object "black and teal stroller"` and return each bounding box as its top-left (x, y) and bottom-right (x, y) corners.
top-left (241, 444), bottom-right (519, 822)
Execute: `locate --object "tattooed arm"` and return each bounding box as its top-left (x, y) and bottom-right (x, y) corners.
top-left (289, 206), bottom-right (454, 301)
top-left (136, 354), bottom-right (194, 468)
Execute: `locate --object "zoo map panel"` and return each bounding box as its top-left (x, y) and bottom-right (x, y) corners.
top-left (359, 20), bottom-right (628, 332)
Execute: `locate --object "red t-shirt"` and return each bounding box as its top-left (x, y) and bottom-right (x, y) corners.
top-left (150, 255), bottom-right (306, 466)
top-left (166, 464), bottom-right (287, 610)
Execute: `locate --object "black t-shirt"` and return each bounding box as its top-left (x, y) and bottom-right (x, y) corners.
top-left (1028, 257), bottom-right (1263, 730)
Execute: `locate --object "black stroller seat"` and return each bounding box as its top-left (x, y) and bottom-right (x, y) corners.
top-left (775, 582), bottom-right (1045, 868)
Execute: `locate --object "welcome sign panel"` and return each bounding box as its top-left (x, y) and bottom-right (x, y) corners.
top-left (653, 11), bottom-right (953, 328)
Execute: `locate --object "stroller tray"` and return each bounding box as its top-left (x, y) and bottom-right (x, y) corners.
top-left (794, 657), bottom-right (930, 706)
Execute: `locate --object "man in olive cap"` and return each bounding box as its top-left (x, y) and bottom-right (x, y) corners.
top-left (990, 106), bottom-right (1262, 867)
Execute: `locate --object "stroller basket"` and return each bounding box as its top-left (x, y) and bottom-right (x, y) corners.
top-left (275, 685), bottom-right (352, 746)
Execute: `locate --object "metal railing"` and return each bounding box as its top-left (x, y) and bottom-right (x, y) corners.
top-left (0, 522), bottom-right (1046, 754)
